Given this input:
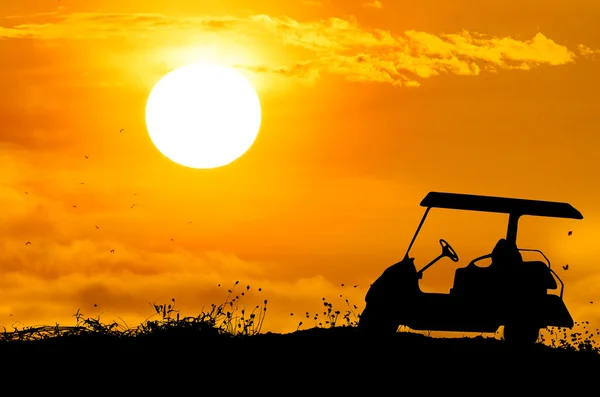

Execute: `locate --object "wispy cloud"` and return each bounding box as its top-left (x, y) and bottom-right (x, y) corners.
top-left (1, 11), bottom-right (596, 88)
top-left (0, 12), bottom-right (238, 39)
top-left (363, 1), bottom-right (383, 9)
top-left (249, 14), bottom-right (585, 86)
top-left (577, 44), bottom-right (600, 60)
top-left (235, 60), bottom-right (321, 82)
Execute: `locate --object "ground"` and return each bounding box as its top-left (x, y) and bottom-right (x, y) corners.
top-left (1, 325), bottom-right (598, 387)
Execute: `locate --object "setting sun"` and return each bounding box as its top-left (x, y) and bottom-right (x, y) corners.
top-left (145, 63), bottom-right (262, 169)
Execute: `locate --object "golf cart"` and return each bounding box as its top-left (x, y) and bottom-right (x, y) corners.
top-left (358, 192), bottom-right (583, 346)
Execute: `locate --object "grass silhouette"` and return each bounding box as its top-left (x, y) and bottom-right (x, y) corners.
top-left (1, 280), bottom-right (598, 382)
top-left (0, 281), bottom-right (269, 342)
top-left (1, 280), bottom-right (597, 350)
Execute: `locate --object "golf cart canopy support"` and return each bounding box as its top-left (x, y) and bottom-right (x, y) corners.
top-left (404, 192), bottom-right (583, 259)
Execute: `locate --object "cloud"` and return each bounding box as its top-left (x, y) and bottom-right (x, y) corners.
top-left (0, 11), bottom-right (594, 88)
top-left (577, 44), bottom-right (600, 60)
top-left (0, 238), bottom-right (359, 333)
top-left (0, 160), bottom-right (373, 333)
top-left (250, 15), bottom-right (584, 86)
top-left (0, 12), bottom-right (238, 39)
top-left (363, 1), bottom-right (383, 8)
top-left (0, 191), bottom-right (363, 333)
top-left (234, 60), bottom-right (321, 82)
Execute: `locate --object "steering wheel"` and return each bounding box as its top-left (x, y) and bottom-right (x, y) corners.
top-left (439, 239), bottom-right (459, 262)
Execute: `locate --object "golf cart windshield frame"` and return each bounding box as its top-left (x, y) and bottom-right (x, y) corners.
top-left (401, 192), bottom-right (583, 300)
top-left (403, 192), bottom-right (584, 261)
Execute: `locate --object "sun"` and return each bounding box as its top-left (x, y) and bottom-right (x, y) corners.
top-left (145, 63), bottom-right (262, 169)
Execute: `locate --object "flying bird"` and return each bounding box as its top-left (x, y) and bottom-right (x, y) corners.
top-left (130, 204), bottom-right (136, 209)
top-left (24, 191), bottom-right (28, 195)
top-left (568, 231), bottom-right (573, 236)
top-left (25, 241), bottom-right (31, 245)
top-left (120, 129), bottom-right (124, 133)
top-left (187, 221), bottom-right (192, 225)
top-left (170, 238), bottom-right (175, 242)
top-left (79, 182), bottom-right (85, 185)
top-left (95, 226), bottom-right (99, 229)
top-left (563, 264), bottom-right (569, 270)
top-left (84, 156), bottom-right (88, 159)
top-left (72, 205), bottom-right (76, 208)
top-left (110, 249), bottom-right (115, 253)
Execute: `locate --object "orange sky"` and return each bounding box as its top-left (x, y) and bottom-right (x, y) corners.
top-left (0, 0), bottom-right (599, 336)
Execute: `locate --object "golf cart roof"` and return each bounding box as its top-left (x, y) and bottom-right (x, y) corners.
top-left (420, 192), bottom-right (583, 220)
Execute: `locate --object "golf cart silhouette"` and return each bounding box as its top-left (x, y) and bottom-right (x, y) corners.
top-left (358, 192), bottom-right (583, 346)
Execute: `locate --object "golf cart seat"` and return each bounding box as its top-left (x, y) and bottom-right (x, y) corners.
top-left (489, 238), bottom-right (523, 269)
top-left (451, 236), bottom-right (559, 295)
top-left (450, 239), bottom-right (521, 296)
top-left (489, 238), bottom-right (557, 290)
top-left (451, 266), bottom-right (499, 296)
top-left (520, 260), bottom-right (558, 290)
top-left (452, 260), bottom-right (558, 295)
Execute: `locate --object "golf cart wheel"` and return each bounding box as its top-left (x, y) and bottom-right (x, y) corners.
top-left (503, 324), bottom-right (540, 346)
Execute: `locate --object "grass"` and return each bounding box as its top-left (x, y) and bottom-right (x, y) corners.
top-left (1, 281), bottom-right (599, 381)
top-left (0, 281), bottom-right (269, 342)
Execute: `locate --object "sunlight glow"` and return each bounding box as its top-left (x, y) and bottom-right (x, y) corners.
top-left (145, 63), bottom-right (262, 169)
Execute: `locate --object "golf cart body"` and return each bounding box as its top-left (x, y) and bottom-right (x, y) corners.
top-left (358, 192), bottom-right (583, 344)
